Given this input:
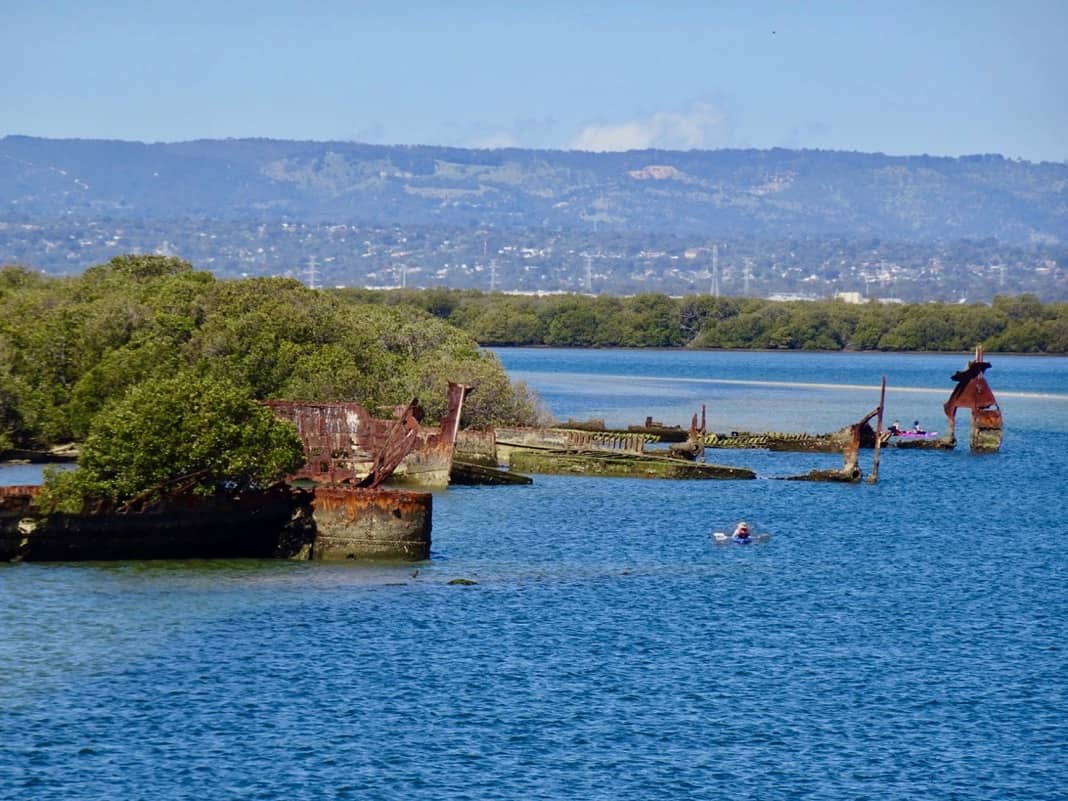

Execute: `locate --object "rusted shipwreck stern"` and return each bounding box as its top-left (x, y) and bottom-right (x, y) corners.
top-left (891, 345), bottom-right (1004, 453)
top-left (266, 381), bottom-right (471, 488)
top-left (944, 345), bottom-right (1004, 453)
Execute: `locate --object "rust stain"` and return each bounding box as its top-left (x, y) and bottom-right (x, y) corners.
top-left (311, 486), bottom-right (432, 560)
top-left (266, 381), bottom-right (470, 488)
top-left (0, 485), bottom-right (41, 500)
top-left (312, 486), bottom-right (429, 519)
top-left (1, 485), bottom-right (40, 521)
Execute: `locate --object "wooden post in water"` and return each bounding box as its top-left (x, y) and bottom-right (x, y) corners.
top-left (867, 375), bottom-right (887, 484)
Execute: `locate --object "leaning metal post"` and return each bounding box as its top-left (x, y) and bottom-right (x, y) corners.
top-left (866, 376), bottom-right (887, 484)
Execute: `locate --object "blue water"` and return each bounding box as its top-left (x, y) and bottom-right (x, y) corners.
top-left (2, 350), bottom-right (1066, 800)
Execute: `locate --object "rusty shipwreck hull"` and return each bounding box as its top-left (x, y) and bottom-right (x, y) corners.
top-left (493, 426), bottom-right (652, 465)
top-left (888, 345), bottom-right (1004, 453)
top-left (553, 416), bottom-right (695, 443)
top-left (705, 422), bottom-right (882, 452)
top-left (498, 409), bottom-right (753, 479)
top-left (1, 484), bottom-right (311, 562)
top-left (508, 449), bottom-right (756, 480)
top-left (267, 381), bottom-right (470, 488)
top-left (492, 418), bottom-right (882, 463)
top-left (1, 483), bottom-right (431, 563)
top-left (310, 487), bottom-right (431, 561)
top-left (944, 345), bottom-right (1004, 452)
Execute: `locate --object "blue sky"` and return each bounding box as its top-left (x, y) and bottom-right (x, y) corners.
top-left (4, 1), bottom-right (1066, 161)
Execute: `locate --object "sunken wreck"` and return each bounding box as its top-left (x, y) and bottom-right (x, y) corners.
top-left (944, 345), bottom-right (1004, 452)
top-left (488, 410), bottom-right (756, 480)
top-left (890, 345), bottom-right (1004, 453)
top-left (1, 482), bottom-right (433, 563)
top-left (480, 380), bottom-right (895, 484)
top-left (265, 381), bottom-right (471, 488)
top-left (0, 386), bottom-right (479, 563)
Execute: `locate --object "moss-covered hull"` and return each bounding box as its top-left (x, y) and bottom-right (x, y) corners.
top-left (509, 450), bottom-right (755, 480)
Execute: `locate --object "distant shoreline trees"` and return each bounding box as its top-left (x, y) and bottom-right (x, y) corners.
top-left (332, 288), bottom-right (1068, 354)
top-left (4, 255), bottom-right (1063, 463)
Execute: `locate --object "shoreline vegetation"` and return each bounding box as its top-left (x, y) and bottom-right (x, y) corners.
top-left (333, 287), bottom-right (1068, 354)
top-left (2, 254), bottom-right (1064, 494)
top-left (0, 256), bottom-right (545, 501)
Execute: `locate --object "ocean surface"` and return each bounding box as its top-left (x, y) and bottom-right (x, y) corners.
top-left (2, 349), bottom-right (1066, 801)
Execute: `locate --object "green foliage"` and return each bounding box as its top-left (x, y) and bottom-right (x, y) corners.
top-left (4, 250), bottom-right (1063, 461)
top-left (472, 307), bottom-right (545, 345)
top-left (619, 294), bottom-right (684, 347)
top-left (93, 254), bottom-right (194, 282)
top-left (537, 297), bottom-right (598, 346)
top-left (332, 288), bottom-right (1068, 356)
top-left (0, 265), bottom-right (47, 293)
top-left (66, 338), bottom-right (181, 440)
top-left (0, 335), bottom-right (24, 450)
top-left (0, 256), bottom-right (542, 452)
top-left (410, 352), bottom-right (550, 429)
top-left (40, 374), bottom-right (304, 510)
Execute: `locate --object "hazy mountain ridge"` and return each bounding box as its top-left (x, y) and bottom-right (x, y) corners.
top-left (3, 135), bottom-right (1065, 243)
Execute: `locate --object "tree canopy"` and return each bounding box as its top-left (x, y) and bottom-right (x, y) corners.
top-left (40, 374), bottom-right (305, 511)
top-left (335, 287), bottom-right (1068, 354)
top-left (1, 255), bottom-right (545, 461)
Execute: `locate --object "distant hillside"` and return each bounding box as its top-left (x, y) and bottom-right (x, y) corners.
top-left (2, 136), bottom-right (1066, 301)
top-left (2, 135), bottom-right (1066, 243)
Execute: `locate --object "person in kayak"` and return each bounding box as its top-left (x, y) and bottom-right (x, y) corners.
top-left (912, 420), bottom-right (926, 434)
top-left (888, 420), bottom-right (903, 436)
top-left (733, 521), bottom-right (751, 541)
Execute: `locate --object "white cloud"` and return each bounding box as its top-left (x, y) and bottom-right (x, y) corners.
top-left (571, 101), bottom-right (729, 152)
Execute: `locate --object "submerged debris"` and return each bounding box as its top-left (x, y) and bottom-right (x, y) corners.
top-left (508, 449), bottom-right (755, 480)
top-left (450, 460), bottom-right (533, 485)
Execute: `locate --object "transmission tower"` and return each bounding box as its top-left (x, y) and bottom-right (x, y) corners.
top-left (710, 244), bottom-right (720, 297)
top-left (304, 256), bottom-right (319, 290)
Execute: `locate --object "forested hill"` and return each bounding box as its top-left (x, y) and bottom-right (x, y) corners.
top-left (2, 135), bottom-right (1066, 244)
